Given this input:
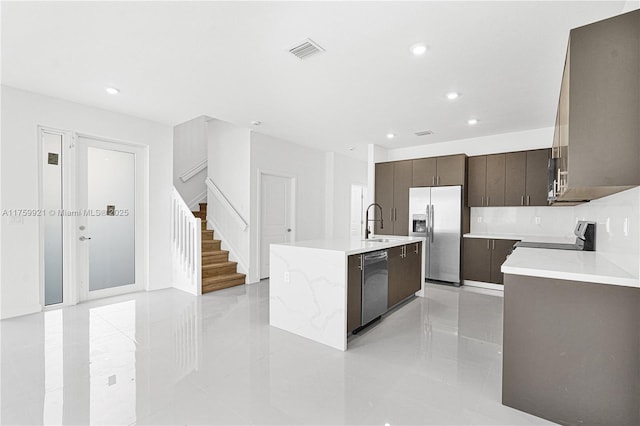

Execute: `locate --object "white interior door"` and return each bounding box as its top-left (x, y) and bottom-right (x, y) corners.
top-left (260, 174), bottom-right (293, 279)
top-left (77, 136), bottom-right (145, 300)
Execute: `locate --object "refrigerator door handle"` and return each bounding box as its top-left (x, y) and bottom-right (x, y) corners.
top-left (425, 205), bottom-right (430, 239)
top-left (430, 204), bottom-right (435, 243)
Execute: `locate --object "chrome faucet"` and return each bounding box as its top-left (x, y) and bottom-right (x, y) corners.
top-left (364, 203), bottom-right (384, 239)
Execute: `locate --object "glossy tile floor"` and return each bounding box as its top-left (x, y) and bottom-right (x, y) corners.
top-left (0, 281), bottom-right (553, 425)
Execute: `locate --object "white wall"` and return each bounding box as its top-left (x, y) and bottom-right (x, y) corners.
top-left (173, 116), bottom-right (208, 208)
top-left (325, 152), bottom-right (367, 240)
top-left (385, 127), bottom-right (553, 162)
top-left (249, 132), bottom-right (328, 283)
top-left (206, 119), bottom-right (251, 273)
top-left (1, 86), bottom-right (173, 319)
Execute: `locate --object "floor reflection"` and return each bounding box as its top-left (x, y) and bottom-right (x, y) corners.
top-left (1, 282), bottom-right (551, 425)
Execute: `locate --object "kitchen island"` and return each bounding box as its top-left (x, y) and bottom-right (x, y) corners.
top-left (269, 236), bottom-right (426, 351)
top-left (501, 247), bottom-right (640, 425)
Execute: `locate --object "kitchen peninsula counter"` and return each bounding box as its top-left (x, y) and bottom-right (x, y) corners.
top-left (269, 236), bottom-right (426, 351)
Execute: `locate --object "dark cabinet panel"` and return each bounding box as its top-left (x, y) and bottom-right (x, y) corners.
top-left (436, 154), bottom-right (466, 186)
top-left (468, 156), bottom-right (486, 207)
top-left (464, 238), bottom-right (518, 285)
top-left (393, 161), bottom-right (413, 236)
top-left (505, 152), bottom-right (527, 206)
top-left (405, 242), bottom-right (422, 295)
top-left (412, 158), bottom-right (437, 187)
top-left (463, 238), bottom-right (491, 282)
top-left (374, 162), bottom-right (394, 235)
top-left (388, 243), bottom-right (422, 308)
top-left (347, 255), bottom-right (363, 333)
top-left (485, 154), bottom-right (506, 206)
top-left (490, 239), bottom-right (518, 284)
top-left (525, 149), bottom-right (550, 206)
top-left (387, 245), bottom-right (405, 308)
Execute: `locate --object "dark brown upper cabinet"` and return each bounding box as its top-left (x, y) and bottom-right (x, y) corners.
top-left (471, 149), bottom-right (550, 207)
top-left (412, 154), bottom-right (465, 187)
top-left (468, 154), bottom-right (505, 207)
top-left (551, 9), bottom-right (640, 203)
top-left (505, 149), bottom-right (551, 206)
top-left (374, 160), bottom-right (412, 236)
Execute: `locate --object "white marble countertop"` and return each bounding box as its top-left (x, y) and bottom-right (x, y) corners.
top-left (464, 233), bottom-right (576, 244)
top-left (272, 235), bottom-right (425, 255)
top-left (502, 247), bottom-right (639, 288)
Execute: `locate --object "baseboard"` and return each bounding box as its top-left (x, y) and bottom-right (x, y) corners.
top-left (1, 303), bottom-right (42, 320)
top-left (463, 280), bottom-right (504, 292)
top-left (207, 218), bottom-right (250, 276)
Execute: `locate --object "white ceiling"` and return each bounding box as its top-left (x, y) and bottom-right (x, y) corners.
top-left (1, 1), bottom-right (630, 159)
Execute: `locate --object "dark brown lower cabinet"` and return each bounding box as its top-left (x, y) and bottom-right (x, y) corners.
top-left (388, 243), bottom-right (422, 308)
top-left (463, 238), bottom-right (519, 285)
top-left (347, 254), bottom-right (362, 333)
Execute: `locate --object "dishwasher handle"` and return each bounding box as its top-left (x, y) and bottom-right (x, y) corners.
top-left (364, 250), bottom-right (388, 262)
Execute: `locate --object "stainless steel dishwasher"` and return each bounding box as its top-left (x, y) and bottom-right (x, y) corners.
top-left (361, 250), bottom-right (388, 325)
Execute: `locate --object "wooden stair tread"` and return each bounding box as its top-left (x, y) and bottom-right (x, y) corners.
top-left (202, 261), bottom-right (237, 270)
top-left (202, 249), bottom-right (228, 255)
top-left (202, 273), bottom-right (246, 293)
top-left (203, 272), bottom-right (245, 283)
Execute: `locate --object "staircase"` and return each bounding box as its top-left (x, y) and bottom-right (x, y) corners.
top-left (192, 203), bottom-right (246, 293)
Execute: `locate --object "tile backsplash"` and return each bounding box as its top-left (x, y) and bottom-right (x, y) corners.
top-left (470, 186), bottom-right (640, 278)
top-left (470, 206), bottom-right (577, 238)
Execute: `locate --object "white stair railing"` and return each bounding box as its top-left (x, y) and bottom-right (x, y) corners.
top-left (171, 186), bottom-right (202, 295)
top-left (205, 177), bottom-right (250, 274)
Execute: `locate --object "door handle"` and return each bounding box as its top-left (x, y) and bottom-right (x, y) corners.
top-left (425, 205), bottom-right (430, 239)
top-left (430, 205), bottom-right (434, 243)
top-left (414, 243), bottom-right (419, 254)
top-left (79, 236), bottom-right (91, 241)
top-left (432, 176), bottom-right (435, 186)
top-left (492, 240), bottom-right (495, 250)
top-left (287, 229), bottom-right (291, 232)
top-left (527, 195), bottom-right (531, 206)
top-left (487, 240), bottom-right (490, 250)
top-left (481, 195), bottom-right (484, 206)
top-left (390, 208), bottom-right (393, 221)
top-left (437, 176), bottom-right (440, 185)
top-left (358, 255), bottom-right (363, 270)
top-left (521, 195), bottom-right (524, 206)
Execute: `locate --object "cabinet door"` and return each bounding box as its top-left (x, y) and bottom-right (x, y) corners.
top-left (375, 162), bottom-right (394, 235)
top-left (347, 255), bottom-right (363, 333)
top-left (393, 160), bottom-right (413, 236)
top-left (505, 152), bottom-right (526, 206)
top-left (405, 242), bottom-right (422, 294)
top-left (436, 154), bottom-right (466, 186)
top-left (463, 238), bottom-right (491, 282)
top-left (525, 149), bottom-right (550, 206)
top-left (486, 154), bottom-right (506, 206)
top-left (412, 158), bottom-right (437, 187)
top-left (490, 239), bottom-right (518, 284)
top-left (387, 245), bottom-right (405, 308)
top-left (467, 156), bottom-right (487, 207)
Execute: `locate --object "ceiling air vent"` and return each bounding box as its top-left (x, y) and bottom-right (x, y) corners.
top-left (289, 39), bottom-right (325, 60)
top-left (414, 130), bottom-right (434, 137)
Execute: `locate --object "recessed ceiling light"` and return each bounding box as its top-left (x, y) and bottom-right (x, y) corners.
top-left (468, 118), bottom-right (479, 125)
top-left (386, 133), bottom-right (396, 139)
top-left (446, 92), bottom-right (460, 100)
top-left (251, 121), bottom-right (262, 126)
top-left (410, 43), bottom-right (428, 56)
top-left (105, 87), bottom-right (120, 95)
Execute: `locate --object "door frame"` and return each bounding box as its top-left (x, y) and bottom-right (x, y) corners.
top-left (76, 133), bottom-right (148, 301)
top-left (37, 126), bottom-right (76, 308)
top-left (256, 169), bottom-right (296, 280)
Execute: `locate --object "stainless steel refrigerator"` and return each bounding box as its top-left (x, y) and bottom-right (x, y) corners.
top-left (409, 186), bottom-right (462, 285)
